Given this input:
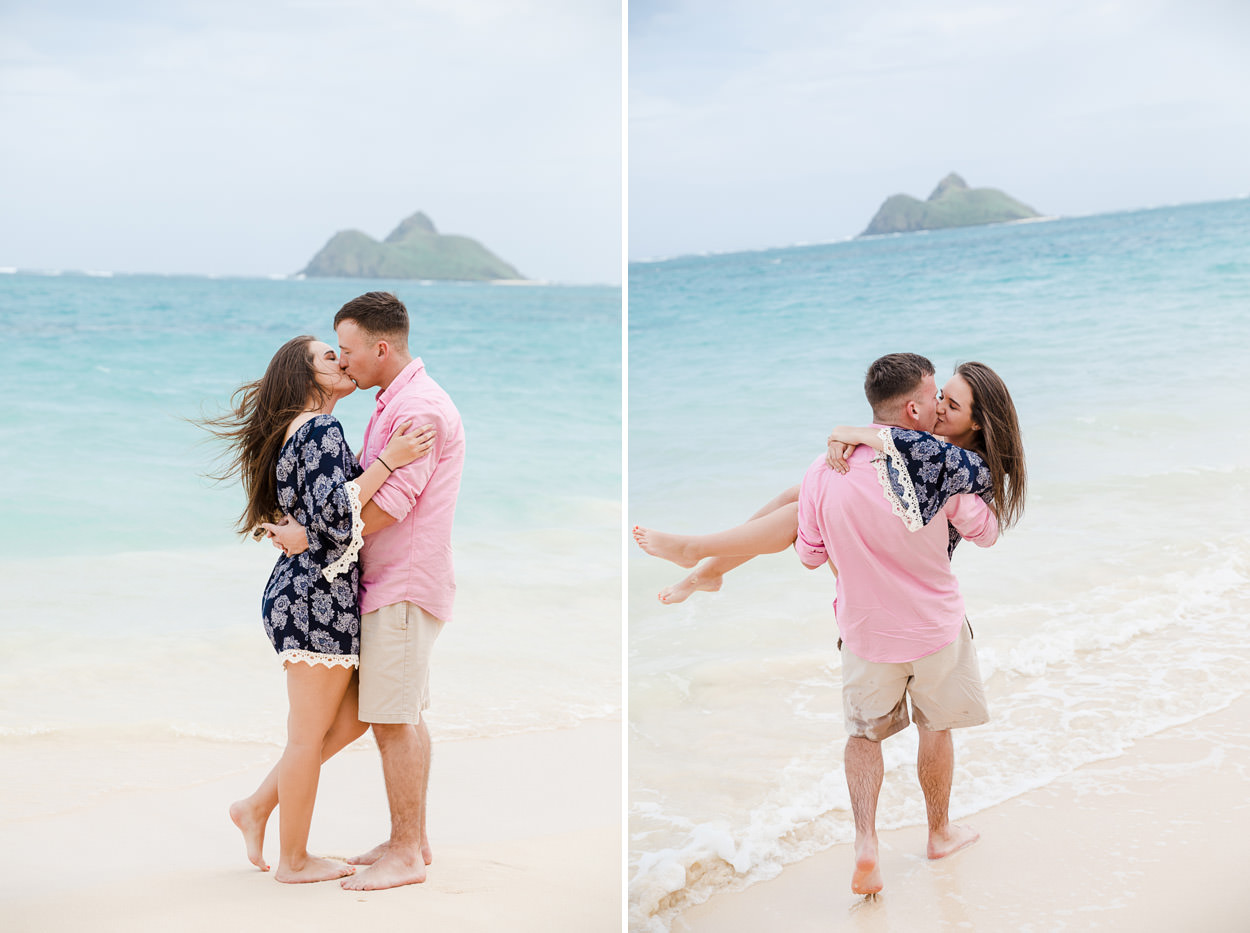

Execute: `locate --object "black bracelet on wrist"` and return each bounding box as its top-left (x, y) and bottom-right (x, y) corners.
top-left (377, 456), bottom-right (394, 473)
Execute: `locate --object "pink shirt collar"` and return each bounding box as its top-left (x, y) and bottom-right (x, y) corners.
top-left (375, 357), bottom-right (425, 410)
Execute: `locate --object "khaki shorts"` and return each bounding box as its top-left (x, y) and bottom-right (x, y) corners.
top-left (358, 601), bottom-right (444, 725)
top-left (840, 620), bottom-right (988, 741)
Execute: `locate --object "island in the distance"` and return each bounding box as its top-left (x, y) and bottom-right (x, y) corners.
top-left (300, 211), bottom-right (523, 281)
top-left (860, 173), bottom-right (1041, 237)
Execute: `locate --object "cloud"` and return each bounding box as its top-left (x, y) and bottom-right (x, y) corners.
top-left (0, 0), bottom-right (621, 282)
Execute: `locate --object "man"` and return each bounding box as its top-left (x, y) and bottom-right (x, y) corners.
top-left (275, 291), bottom-right (464, 890)
top-left (795, 353), bottom-right (998, 896)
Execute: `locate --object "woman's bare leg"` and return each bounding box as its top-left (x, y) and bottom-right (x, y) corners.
top-left (636, 486), bottom-right (800, 604)
top-left (231, 673), bottom-right (366, 871)
top-left (270, 661), bottom-right (357, 883)
top-left (634, 503), bottom-right (799, 567)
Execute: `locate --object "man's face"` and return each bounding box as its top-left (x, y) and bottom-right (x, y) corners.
top-left (335, 319), bottom-right (380, 390)
top-left (911, 373), bottom-right (940, 432)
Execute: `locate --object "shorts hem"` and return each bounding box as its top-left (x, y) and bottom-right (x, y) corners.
top-left (919, 715), bottom-right (991, 732)
top-left (358, 709), bottom-right (427, 726)
top-left (845, 719), bottom-right (910, 742)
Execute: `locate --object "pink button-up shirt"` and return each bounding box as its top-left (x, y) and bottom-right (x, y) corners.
top-left (795, 434), bottom-right (998, 663)
top-left (358, 358), bottom-right (464, 621)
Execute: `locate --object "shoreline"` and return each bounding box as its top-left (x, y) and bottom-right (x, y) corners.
top-left (671, 693), bottom-right (1250, 931)
top-left (0, 720), bottom-right (622, 932)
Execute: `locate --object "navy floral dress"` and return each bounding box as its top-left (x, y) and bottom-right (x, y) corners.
top-left (873, 428), bottom-right (993, 556)
top-left (260, 415), bottom-right (364, 669)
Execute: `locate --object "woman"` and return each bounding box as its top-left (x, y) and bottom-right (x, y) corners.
top-left (633, 361), bottom-right (1026, 601)
top-left (203, 335), bottom-right (434, 883)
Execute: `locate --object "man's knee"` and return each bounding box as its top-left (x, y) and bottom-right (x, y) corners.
top-left (372, 721), bottom-right (414, 748)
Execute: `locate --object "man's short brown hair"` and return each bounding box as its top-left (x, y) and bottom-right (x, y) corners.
top-left (864, 352), bottom-right (936, 413)
top-left (334, 291), bottom-right (409, 345)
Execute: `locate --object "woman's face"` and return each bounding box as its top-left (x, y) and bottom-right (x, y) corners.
top-left (309, 340), bottom-right (355, 400)
top-left (935, 373), bottom-right (978, 445)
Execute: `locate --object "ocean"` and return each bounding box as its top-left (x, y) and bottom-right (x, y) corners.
top-left (0, 273), bottom-right (621, 823)
top-left (627, 198), bottom-right (1250, 931)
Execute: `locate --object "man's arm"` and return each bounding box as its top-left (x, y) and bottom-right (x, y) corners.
top-left (794, 463), bottom-right (829, 569)
top-left (263, 499), bottom-right (397, 555)
top-left (361, 500), bottom-right (398, 535)
top-left (945, 493), bottom-right (999, 548)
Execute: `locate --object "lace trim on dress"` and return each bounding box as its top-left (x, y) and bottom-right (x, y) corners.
top-left (278, 648), bottom-right (359, 670)
top-left (873, 427), bottom-right (924, 532)
top-left (321, 481), bottom-right (364, 582)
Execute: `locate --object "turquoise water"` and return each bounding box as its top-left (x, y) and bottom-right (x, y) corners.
top-left (631, 198), bottom-right (1250, 507)
top-left (0, 275), bottom-right (622, 821)
top-left (628, 199), bottom-right (1250, 930)
top-left (4, 274), bottom-right (621, 557)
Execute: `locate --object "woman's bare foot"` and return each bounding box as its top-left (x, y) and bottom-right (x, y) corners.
top-left (927, 822), bottom-right (979, 860)
top-left (851, 835), bottom-right (883, 895)
top-left (633, 526), bottom-right (700, 568)
top-left (658, 569), bottom-right (723, 604)
top-left (274, 854), bottom-right (355, 884)
top-left (228, 799), bottom-right (270, 871)
top-left (348, 838), bottom-right (433, 866)
top-left (340, 848), bottom-right (427, 890)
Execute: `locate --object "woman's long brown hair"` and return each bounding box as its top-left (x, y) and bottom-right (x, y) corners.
top-left (956, 361), bottom-right (1027, 531)
top-left (198, 336), bottom-right (329, 534)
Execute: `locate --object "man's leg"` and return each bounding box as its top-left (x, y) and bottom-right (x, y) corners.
top-left (845, 735), bottom-right (885, 894)
top-left (916, 728), bottom-right (979, 859)
top-left (342, 719), bottom-right (430, 890)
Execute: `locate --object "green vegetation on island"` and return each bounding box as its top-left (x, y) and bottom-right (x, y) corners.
top-left (860, 173), bottom-right (1041, 237)
top-left (300, 212), bottom-right (523, 281)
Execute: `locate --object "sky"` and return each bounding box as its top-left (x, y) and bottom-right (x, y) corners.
top-left (0, 0), bottom-right (621, 284)
top-left (629, 0), bottom-right (1250, 260)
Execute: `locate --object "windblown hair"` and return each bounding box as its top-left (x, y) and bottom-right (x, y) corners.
top-left (334, 291), bottom-right (409, 348)
top-left (955, 361), bottom-right (1027, 531)
top-left (198, 336), bottom-right (328, 535)
top-left (864, 352), bottom-right (936, 420)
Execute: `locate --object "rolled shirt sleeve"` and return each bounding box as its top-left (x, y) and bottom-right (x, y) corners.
top-left (795, 459), bottom-right (829, 568)
top-left (944, 493), bottom-right (999, 548)
top-left (369, 408), bottom-right (446, 522)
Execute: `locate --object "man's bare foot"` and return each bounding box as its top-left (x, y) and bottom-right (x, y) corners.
top-left (340, 849), bottom-right (427, 890)
top-left (658, 570), bottom-right (723, 604)
top-left (274, 855), bottom-right (355, 884)
top-left (633, 526), bottom-right (700, 568)
top-left (927, 822), bottom-right (979, 860)
top-left (851, 836), bottom-right (883, 895)
top-left (346, 840), bottom-right (388, 866)
top-left (348, 839), bottom-right (433, 866)
top-left (228, 799), bottom-right (270, 871)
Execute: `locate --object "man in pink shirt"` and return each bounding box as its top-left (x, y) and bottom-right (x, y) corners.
top-left (795, 353), bottom-right (998, 897)
top-left (332, 291), bottom-right (464, 890)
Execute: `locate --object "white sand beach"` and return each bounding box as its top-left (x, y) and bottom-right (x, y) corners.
top-left (675, 694), bottom-right (1250, 932)
top-left (0, 720), bottom-right (622, 932)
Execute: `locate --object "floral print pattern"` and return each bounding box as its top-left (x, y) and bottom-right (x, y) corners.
top-left (874, 428), bottom-right (993, 556)
top-left (260, 415), bottom-right (363, 668)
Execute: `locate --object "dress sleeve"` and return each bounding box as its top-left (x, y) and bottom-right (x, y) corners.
top-left (873, 428), bottom-right (992, 532)
top-left (296, 418), bottom-right (364, 582)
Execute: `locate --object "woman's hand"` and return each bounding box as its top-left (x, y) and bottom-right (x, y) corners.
top-left (826, 425), bottom-right (885, 473)
top-left (261, 515), bottom-right (309, 557)
top-left (380, 420), bottom-right (437, 469)
top-left (826, 437), bottom-right (858, 474)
